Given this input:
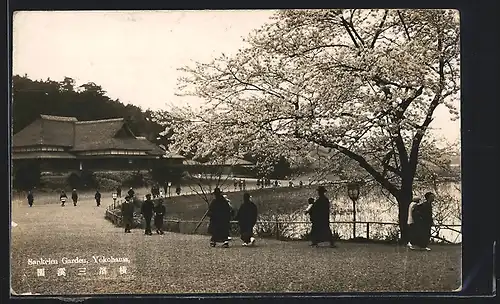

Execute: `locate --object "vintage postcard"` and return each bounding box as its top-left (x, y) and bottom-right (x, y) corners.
top-left (10, 9), bottom-right (461, 296)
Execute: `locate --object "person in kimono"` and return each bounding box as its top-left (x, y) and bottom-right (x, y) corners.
top-left (71, 189), bottom-right (78, 206)
top-left (207, 188), bottom-right (233, 248)
top-left (60, 190), bottom-right (68, 207)
top-left (141, 194), bottom-right (154, 235)
top-left (176, 185), bottom-right (181, 195)
top-left (304, 197), bottom-right (315, 220)
top-left (121, 196), bottom-right (135, 233)
top-left (127, 187), bottom-right (135, 198)
top-left (95, 190), bottom-right (101, 207)
top-left (235, 193), bottom-right (258, 246)
top-left (27, 190), bottom-right (34, 207)
top-left (410, 192), bottom-right (434, 251)
top-left (309, 186), bottom-right (336, 248)
top-left (116, 186), bottom-right (122, 198)
top-left (154, 199), bottom-right (166, 235)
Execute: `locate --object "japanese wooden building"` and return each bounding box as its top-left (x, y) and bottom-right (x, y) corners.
top-left (12, 114), bottom-right (183, 172)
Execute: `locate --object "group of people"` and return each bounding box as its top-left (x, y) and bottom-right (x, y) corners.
top-left (120, 193), bottom-right (166, 234)
top-left (58, 189), bottom-right (80, 207)
top-left (24, 182), bottom-right (435, 250)
top-left (407, 192), bottom-right (435, 251)
top-left (232, 178), bottom-right (247, 191)
top-left (207, 188), bottom-right (258, 247)
top-left (206, 185), bottom-right (336, 248)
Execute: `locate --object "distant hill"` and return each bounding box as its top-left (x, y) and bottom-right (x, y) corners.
top-left (12, 74), bottom-right (172, 147)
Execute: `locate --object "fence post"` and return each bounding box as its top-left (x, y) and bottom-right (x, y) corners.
top-left (275, 220), bottom-right (280, 240)
top-left (366, 223), bottom-right (370, 240)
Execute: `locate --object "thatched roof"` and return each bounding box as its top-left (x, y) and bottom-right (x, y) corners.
top-left (13, 114), bottom-right (164, 156)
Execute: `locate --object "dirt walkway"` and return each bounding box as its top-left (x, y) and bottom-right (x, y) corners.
top-left (10, 200), bottom-right (461, 295)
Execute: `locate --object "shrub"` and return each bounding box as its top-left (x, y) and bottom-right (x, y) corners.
top-left (13, 161), bottom-right (41, 190)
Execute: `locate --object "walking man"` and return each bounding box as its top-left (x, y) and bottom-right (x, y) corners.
top-left (207, 188), bottom-right (233, 248)
top-left (121, 196), bottom-right (135, 233)
top-left (27, 190), bottom-right (34, 207)
top-left (60, 190), bottom-right (67, 207)
top-left (154, 199), bottom-right (166, 234)
top-left (71, 189), bottom-right (78, 206)
top-left (141, 194), bottom-right (154, 235)
top-left (95, 189), bottom-right (101, 207)
top-left (309, 186), bottom-right (336, 248)
top-left (235, 193), bottom-right (258, 246)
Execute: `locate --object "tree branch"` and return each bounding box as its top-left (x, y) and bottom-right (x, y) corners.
top-left (370, 10), bottom-right (389, 48)
top-left (397, 10), bottom-right (411, 41)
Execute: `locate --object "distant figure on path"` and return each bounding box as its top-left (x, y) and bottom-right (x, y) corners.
top-left (116, 186), bottom-right (122, 198)
top-left (410, 192), bottom-right (434, 251)
top-left (121, 196), bottom-right (135, 233)
top-left (299, 181), bottom-right (304, 188)
top-left (233, 179), bottom-right (238, 190)
top-left (141, 194), bottom-right (154, 235)
top-left (309, 186), bottom-right (336, 248)
top-left (235, 193), bottom-right (257, 246)
top-left (274, 180), bottom-right (279, 188)
top-left (27, 190), bottom-right (34, 207)
top-left (60, 190), bottom-right (67, 207)
top-left (256, 179), bottom-right (261, 189)
top-left (95, 190), bottom-right (101, 207)
top-left (127, 187), bottom-right (135, 198)
top-left (207, 188), bottom-right (233, 248)
top-left (71, 189), bottom-right (78, 206)
top-left (242, 179), bottom-right (246, 190)
top-left (239, 179), bottom-right (243, 191)
top-left (176, 185), bottom-right (181, 195)
top-left (154, 199), bottom-right (166, 234)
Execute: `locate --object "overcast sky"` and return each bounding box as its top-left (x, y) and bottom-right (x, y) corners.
top-left (12, 10), bottom-right (460, 145)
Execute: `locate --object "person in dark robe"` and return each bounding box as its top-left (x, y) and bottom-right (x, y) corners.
top-left (299, 181), bottom-right (304, 188)
top-left (242, 179), bottom-right (246, 190)
top-left (71, 189), bottom-right (78, 206)
top-left (235, 193), bottom-right (258, 246)
top-left (163, 183), bottom-right (168, 196)
top-left (207, 188), bottom-right (233, 248)
top-left (274, 180), bottom-right (279, 188)
top-left (256, 179), bottom-right (261, 189)
top-left (150, 185), bottom-right (156, 198)
top-left (95, 190), bottom-right (101, 207)
top-left (116, 186), bottom-right (122, 198)
top-left (410, 192), bottom-right (434, 251)
top-left (27, 190), bottom-right (34, 207)
top-left (309, 186), bottom-right (336, 248)
top-left (127, 187), bottom-right (135, 198)
top-left (141, 194), bottom-right (154, 235)
top-left (121, 196), bottom-right (135, 233)
top-left (154, 199), bottom-right (166, 234)
top-left (60, 190), bottom-right (67, 207)
top-left (233, 179), bottom-right (238, 190)
top-left (176, 185), bottom-right (181, 195)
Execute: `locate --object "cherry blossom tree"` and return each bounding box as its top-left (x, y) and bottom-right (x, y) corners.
top-left (172, 9), bottom-right (460, 242)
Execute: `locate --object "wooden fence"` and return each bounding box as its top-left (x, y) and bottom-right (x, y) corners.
top-left (105, 204), bottom-right (461, 243)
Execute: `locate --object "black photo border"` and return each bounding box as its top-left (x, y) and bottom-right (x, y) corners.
top-left (2, 0), bottom-right (498, 303)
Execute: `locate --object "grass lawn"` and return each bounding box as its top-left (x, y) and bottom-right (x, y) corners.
top-left (10, 199), bottom-right (461, 295)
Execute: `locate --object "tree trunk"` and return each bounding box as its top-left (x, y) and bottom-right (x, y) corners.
top-left (397, 180), bottom-right (413, 244)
